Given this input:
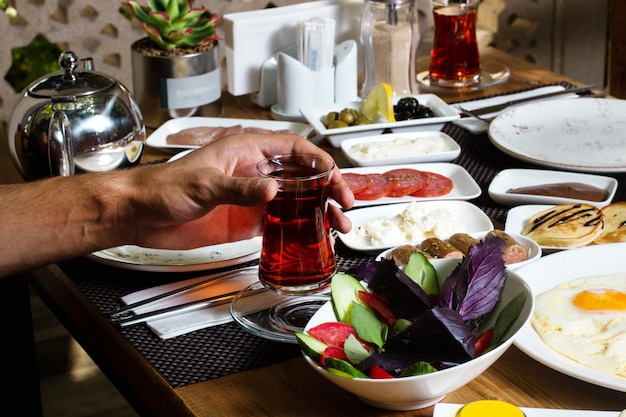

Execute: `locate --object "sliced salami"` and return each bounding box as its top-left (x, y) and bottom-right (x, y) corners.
top-left (410, 171), bottom-right (453, 197)
top-left (353, 174), bottom-right (397, 200)
top-left (342, 173), bottom-right (373, 194)
top-left (383, 168), bottom-right (429, 197)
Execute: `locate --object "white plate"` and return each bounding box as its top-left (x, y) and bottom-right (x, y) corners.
top-left (339, 201), bottom-right (494, 253)
top-left (300, 94), bottom-right (461, 147)
top-left (146, 117), bottom-right (314, 150)
top-left (434, 403), bottom-right (622, 417)
top-left (88, 237), bottom-right (262, 272)
top-left (488, 98), bottom-right (626, 173)
top-left (376, 230), bottom-right (541, 271)
top-left (340, 131), bottom-right (461, 167)
top-left (489, 169), bottom-right (617, 208)
top-left (340, 163), bottom-right (481, 208)
top-left (513, 242), bottom-right (626, 393)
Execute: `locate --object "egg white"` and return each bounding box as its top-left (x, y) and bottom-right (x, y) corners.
top-left (532, 273), bottom-right (626, 378)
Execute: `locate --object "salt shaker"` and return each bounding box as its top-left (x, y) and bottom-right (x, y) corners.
top-left (360, 0), bottom-right (420, 98)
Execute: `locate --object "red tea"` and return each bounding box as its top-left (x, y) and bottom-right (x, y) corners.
top-left (258, 163), bottom-right (336, 295)
top-left (429, 3), bottom-right (480, 87)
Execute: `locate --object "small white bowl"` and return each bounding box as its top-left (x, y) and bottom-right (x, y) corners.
top-left (302, 259), bottom-right (534, 410)
top-left (488, 168), bottom-right (617, 208)
top-left (300, 94), bottom-right (461, 147)
top-left (340, 131), bottom-right (461, 167)
top-left (377, 230), bottom-right (541, 270)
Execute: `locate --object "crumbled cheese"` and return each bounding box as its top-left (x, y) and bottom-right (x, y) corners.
top-left (356, 202), bottom-right (466, 246)
top-left (349, 135), bottom-right (449, 161)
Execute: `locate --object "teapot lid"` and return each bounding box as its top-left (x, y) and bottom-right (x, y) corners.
top-left (26, 51), bottom-right (115, 99)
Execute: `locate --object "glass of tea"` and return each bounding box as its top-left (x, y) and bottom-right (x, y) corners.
top-left (428, 0), bottom-right (481, 88)
top-left (257, 153), bottom-right (337, 295)
top-left (230, 153), bottom-right (337, 343)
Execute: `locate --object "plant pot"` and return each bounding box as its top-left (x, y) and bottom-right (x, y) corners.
top-left (130, 38), bottom-right (223, 129)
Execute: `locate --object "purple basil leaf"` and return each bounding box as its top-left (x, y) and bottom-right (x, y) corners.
top-left (383, 307), bottom-right (475, 363)
top-left (347, 259), bottom-right (432, 318)
top-left (460, 239), bottom-right (507, 321)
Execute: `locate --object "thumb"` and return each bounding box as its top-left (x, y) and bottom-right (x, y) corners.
top-left (211, 176), bottom-right (278, 207)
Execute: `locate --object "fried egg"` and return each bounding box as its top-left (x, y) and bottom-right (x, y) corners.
top-left (532, 273), bottom-right (626, 378)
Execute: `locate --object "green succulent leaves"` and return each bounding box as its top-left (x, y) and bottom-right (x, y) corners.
top-left (121, 0), bottom-right (220, 51)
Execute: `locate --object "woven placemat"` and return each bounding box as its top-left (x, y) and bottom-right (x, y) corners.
top-left (60, 81), bottom-right (626, 389)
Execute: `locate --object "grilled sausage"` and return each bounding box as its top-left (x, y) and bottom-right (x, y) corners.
top-left (447, 233), bottom-right (479, 256)
top-left (485, 230), bottom-right (529, 265)
top-left (419, 237), bottom-right (464, 259)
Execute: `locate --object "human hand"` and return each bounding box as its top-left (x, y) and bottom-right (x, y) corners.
top-left (126, 132), bottom-right (354, 249)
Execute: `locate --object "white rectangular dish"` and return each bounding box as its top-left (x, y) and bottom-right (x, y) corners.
top-left (434, 403), bottom-right (623, 417)
top-left (338, 200), bottom-right (493, 252)
top-left (340, 131), bottom-right (460, 167)
top-left (301, 94), bottom-right (461, 147)
top-left (488, 168), bottom-right (617, 208)
top-left (504, 204), bottom-right (566, 251)
top-left (146, 117), bottom-right (313, 150)
top-left (340, 163), bottom-right (481, 208)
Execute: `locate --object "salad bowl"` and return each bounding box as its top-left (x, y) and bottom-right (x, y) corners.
top-left (300, 257), bottom-right (534, 410)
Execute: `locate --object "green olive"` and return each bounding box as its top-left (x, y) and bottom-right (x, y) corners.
top-left (328, 120), bottom-right (348, 129)
top-left (325, 111), bottom-right (339, 127)
top-left (339, 109), bottom-right (357, 125)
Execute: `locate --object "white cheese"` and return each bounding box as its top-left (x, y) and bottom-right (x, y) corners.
top-left (349, 135), bottom-right (449, 161)
top-left (356, 202), bottom-right (466, 246)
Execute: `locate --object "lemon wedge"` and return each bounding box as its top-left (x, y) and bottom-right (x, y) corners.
top-left (361, 82), bottom-right (396, 122)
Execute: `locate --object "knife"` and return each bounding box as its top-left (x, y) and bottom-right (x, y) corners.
top-left (457, 84), bottom-right (595, 117)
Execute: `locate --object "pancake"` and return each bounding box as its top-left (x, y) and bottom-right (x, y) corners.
top-left (594, 202), bottom-right (626, 244)
top-left (521, 203), bottom-right (604, 247)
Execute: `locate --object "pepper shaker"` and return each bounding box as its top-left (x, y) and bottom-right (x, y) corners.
top-left (360, 0), bottom-right (420, 98)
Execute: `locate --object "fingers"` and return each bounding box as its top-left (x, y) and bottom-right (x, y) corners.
top-left (328, 203), bottom-right (352, 234)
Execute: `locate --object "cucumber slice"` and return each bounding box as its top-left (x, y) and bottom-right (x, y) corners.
top-left (295, 332), bottom-right (327, 364)
top-left (404, 251), bottom-right (439, 295)
top-left (324, 357), bottom-right (368, 378)
top-left (330, 273), bottom-right (367, 323)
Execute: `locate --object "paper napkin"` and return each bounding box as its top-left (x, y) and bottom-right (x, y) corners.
top-left (121, 268), bottom-right (262, 339)
top-left (452, 85), bottom-right (579, 135)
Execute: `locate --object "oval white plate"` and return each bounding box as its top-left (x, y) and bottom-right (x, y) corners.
top-left (340, 131), bottom-right (460, 167)
top-left (300, 94), bottom-right (461, 147)
top-left (489, 168), bottom-right (617, 208)
top-left (146, 117), bottom-right (313, 150)
top-left (340, 163), bottom-right (481, 208)
top-left (513, 242), bottom-right (626, 393)
top-left (488, 98), bottom-right (626, 173)
top-left (339, 200), bottom-right (494, 253)
top-left (88, 237), bottom-right (262, 272)
top-left (376, 230), bottom-right (541, 271)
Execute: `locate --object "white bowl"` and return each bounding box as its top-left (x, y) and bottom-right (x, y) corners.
top-left (302, 259), bottom-right (534, 410)
top-left (488, 168), bottom-right (617, 208)
top-left (377, 230), bottom-right (542, 270)
top-left (340, 131), bottom-right (461, 167)
top-left (300, 94), bottom-right (461, 147)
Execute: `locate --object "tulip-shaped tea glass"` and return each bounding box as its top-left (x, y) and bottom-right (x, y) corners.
top-left (231, 153), bottom-right (337, 343)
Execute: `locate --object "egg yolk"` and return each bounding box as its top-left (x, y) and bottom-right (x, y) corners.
top-left (572, 289), bottom-right (626, 311)
top-left (456, 400), bottom-right (525, 417)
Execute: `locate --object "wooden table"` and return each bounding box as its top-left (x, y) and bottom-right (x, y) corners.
top-left (7, 47), bottom-right (626, 416)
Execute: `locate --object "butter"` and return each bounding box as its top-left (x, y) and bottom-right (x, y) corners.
top-left (348, 135), bottom-right (450, 161)
top-left (456, 400), bottom-right (525, 417)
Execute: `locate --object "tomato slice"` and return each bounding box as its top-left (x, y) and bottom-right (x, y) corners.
top-left (474, 327), bottom-right (494, 357)
top-left (308, 322), bottom-right (358, 348)
top-left (353, 173), bottom-right (397, 200)
top-left (358, 290), bottom-right (397, 326)
top-left (321, 346), bottom-right (347, 365)
top-left (368, 365), bottom-right (395, 379)
top-left (383, 168), bottom-right (429, 197)
top-left (342, 173), bottom-right (372, 194)
top-left (410, 171), bottom-right (453, 197)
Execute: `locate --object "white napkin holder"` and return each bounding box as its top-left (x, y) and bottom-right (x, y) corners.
top-left (266, 40), bottom-right (358, 122)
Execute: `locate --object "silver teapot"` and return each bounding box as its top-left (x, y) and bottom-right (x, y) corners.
top-left (9, 51), bottom-right (146, 180)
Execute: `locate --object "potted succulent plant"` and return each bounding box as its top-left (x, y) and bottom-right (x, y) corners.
top-left (120, 0), bottom-right (223, 129)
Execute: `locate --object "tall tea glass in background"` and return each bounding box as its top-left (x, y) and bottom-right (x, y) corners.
top-left (231, 153), bottom-right (337, 343)
top-left (257, 153), bottom-right (337, 295)
top-left (429, 0), bottom-right (481, 88)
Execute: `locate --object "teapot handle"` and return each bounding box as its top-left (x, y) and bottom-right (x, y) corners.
top-left (48, 108), bottom-right (75, 176)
